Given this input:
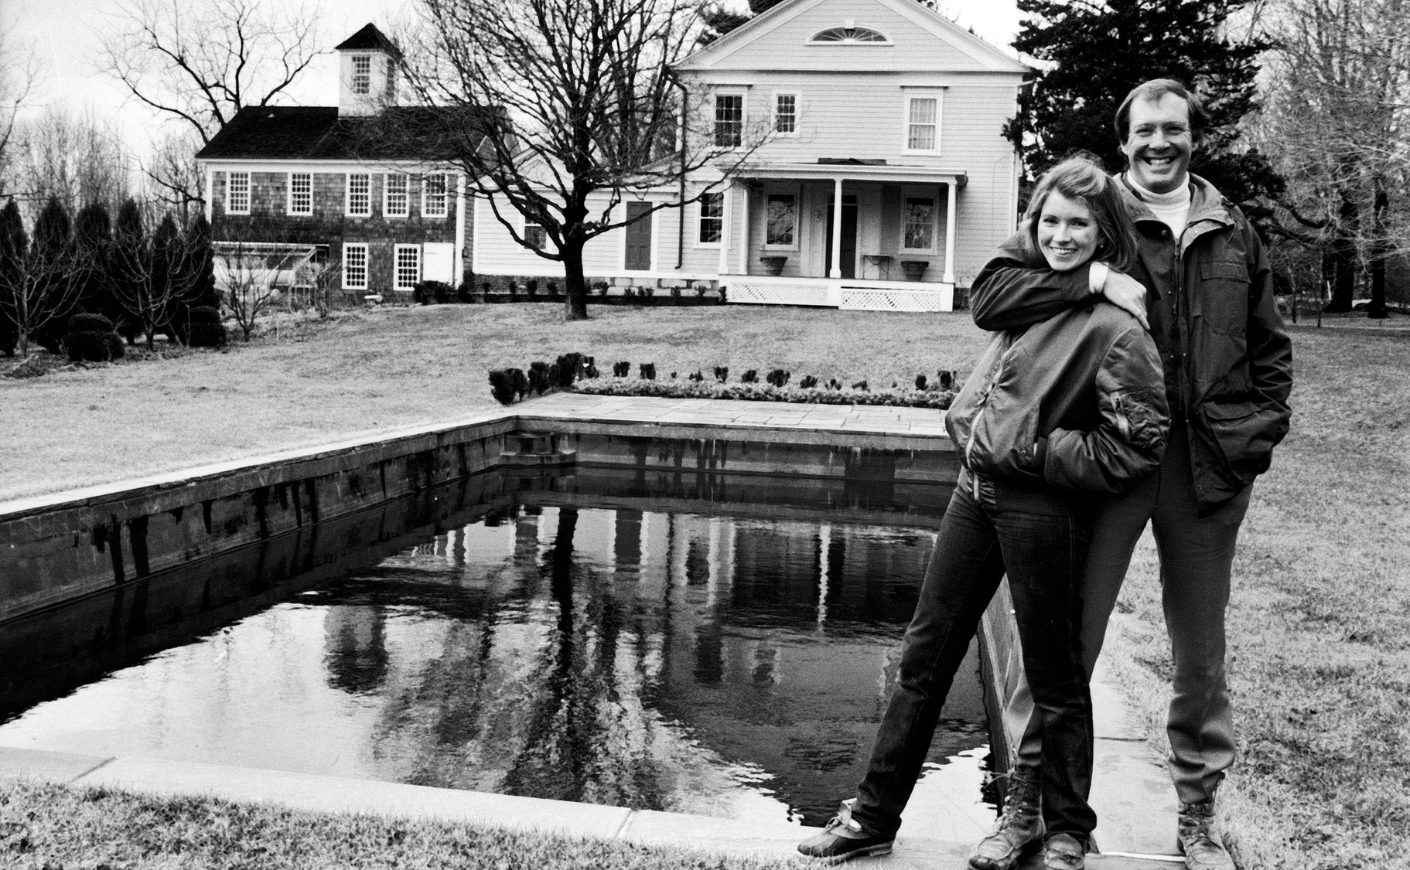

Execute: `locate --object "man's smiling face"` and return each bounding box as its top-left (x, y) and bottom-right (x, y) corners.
top-left (1121, 93), bottom-right (1194, 194)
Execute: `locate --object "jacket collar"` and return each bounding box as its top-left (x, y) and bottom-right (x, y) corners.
top-left (1116, 172), bottom-right (1233, 231)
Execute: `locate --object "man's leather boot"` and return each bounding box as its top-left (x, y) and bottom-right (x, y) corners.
top-left (1177, 799), bottom-right (1235, 870)
top-left (969, 766), bottom-right (1044, 870)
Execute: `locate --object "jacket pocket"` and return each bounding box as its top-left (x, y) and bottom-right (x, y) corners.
top-left (1197, 261), bottom-right (1249, 337)
top-left (1200, 399), bottom-right (1283, 483)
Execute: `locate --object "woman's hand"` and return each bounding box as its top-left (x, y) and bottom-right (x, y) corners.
top-left (1101, 270), bottom-right (1149, 330)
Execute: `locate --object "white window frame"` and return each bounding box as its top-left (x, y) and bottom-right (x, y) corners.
top-left (713, 92), bottom-right (745, 149)
top-left (523, 217), bottom-right (548, 251)
top-left (394, 244), bottom-right (422, 291)
top-left (903, 94), bottom-right (942, 154)
top-left (900, 192), bottom-right (938, 254)
top-left (346, 173), bottom-right (371, 217)
top-left (764, 191), bottom-right (799, 250)
top-left (421, 173), bottom-right (449, 218)
top-left (343, 243), bottom-right (369, 290)
top-left (772, 92), bottom-right (799, 136)
top-left (697, 192), bottom-right (724, 247)
top-left (226, 171), bottom-right (250, 215)
top-left (384, 172), bottom-right (409, 218)
top-left (287, 172), bottom-right (312, 216)
top-left (352, 55), bottom-right (371, 95)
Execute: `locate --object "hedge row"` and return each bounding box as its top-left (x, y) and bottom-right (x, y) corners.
top-left (571, 377), bottom-right (956, 410)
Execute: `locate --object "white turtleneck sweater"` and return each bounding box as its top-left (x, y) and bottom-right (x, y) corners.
top-left (1126, 173), bottom-right (1193, 238)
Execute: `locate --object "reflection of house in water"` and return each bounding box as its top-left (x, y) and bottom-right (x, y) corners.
top-left (313, 504), bottom-right (987, 824)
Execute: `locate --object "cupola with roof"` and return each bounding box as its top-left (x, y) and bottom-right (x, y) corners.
top-left (337, 24), bottom-right (403, 118)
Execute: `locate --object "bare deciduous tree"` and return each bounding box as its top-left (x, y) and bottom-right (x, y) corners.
top-left (0, 197), bottom-right (88, 358)
top-left (98, 0), bottom-right (321, 147)
top-left (214, 240), bottom-right (282, 341)
top-left (399, 0), bottom-right (768, 320)
top-left (143, 128), bottom-right (206, 218)
top-left (7, 109), bottom-right (133, 222)
top-left (1254, 0), bottom-right (1410, 316)
top-left (0, 18), bottom-right (40, 200)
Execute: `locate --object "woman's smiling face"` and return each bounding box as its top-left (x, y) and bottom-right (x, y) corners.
top-left (1037, 191), bottom-right (1100, 272)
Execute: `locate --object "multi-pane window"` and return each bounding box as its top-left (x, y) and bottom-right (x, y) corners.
top-left (714, 94), bottom-right (743, 147)
top-left (902, 197), bottom-right (936, 251)
top-left (347, 173), bottom-right (371, 216)
top-left (422, 173), bottom-right (449, 217)
top-left (343, 244), bottom-right (368, 290)
top-left (352, 56), bottom-right (371, 95)
top-left (524, 222), bottom-right (547, 251)
top-left (394, 245), bottom-right (421, 290)
top-left (765, 194), bottom-right (797, 247)
top-left (774, 94), bottom-right (797, 135)
top-left (906, 97), bottom-right (939, 151)
top-left (226, 172), bottom-right (250, 215)
top-left (698, 192), bottom-right (724, 245)
top-left (288, 172), bottom-right (312, 216)
top-left (384, 173), bottom-right (409, 218)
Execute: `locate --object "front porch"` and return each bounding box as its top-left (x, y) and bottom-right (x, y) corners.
top-left (715, 160), bottom-right (966, 312)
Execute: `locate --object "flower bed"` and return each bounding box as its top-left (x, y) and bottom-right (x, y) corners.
top-left (571, 377), bottom-right (955, 409)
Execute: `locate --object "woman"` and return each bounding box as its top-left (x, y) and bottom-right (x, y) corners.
top-left (798, 155), bottom-right (1168, 870)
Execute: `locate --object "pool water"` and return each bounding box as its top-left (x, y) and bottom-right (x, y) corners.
top-left (0, 499), bottom-right (992, 827)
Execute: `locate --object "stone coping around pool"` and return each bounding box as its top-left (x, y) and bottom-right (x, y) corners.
top-left (0, 393), bottom-right (951, 522)
top-left (0, 745), bottom-right (1179, 869)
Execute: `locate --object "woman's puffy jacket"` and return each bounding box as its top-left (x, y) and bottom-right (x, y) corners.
top-left (946, 297), bottom-right (1170, 494)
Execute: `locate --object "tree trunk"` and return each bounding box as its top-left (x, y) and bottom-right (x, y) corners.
top-left (1322, 193), bottom-right (1358, 313)
top-left (561, 240), bottom-right (590, 321)
top-left (1368, 181), bottom-right (1388, 319)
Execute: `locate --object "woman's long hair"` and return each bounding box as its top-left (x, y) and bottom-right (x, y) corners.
top-left (1023, 154), bottom-right (1138, 274)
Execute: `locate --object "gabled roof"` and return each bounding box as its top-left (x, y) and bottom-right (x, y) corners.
top-left (195, 105), bottom-right (501, 162)
top-left (335, 23), bottom-right (403, 60)
top-left (677, 0), bottom-right (1030, 74)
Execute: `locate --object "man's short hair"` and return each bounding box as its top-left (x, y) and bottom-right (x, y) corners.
top-left (1113, 79), bottom-right (1210, 144)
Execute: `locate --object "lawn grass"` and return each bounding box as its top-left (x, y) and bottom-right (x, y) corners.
top-left (2, 304), bottom-right (1408, 868)
top-left (0, 780), bottom-right (793, 870)
top-left (0, 304), bottom-right (989, 502)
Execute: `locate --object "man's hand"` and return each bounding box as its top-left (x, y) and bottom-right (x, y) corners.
top-left (1102, 271), bottom-right (1149, 330)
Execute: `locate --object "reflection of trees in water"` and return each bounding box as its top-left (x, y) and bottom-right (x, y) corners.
top-left (323, 606), bottom-right (388, 694)
top-left (315, 505), bottom-right (981, 822)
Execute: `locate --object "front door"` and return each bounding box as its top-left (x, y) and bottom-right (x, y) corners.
top-left (624, 202), bottom-right (652, 271)
top-left (825, 196), bottom-right (858, 279)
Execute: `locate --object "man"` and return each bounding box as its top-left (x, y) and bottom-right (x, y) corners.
top-left (965, 80), bottom-right (1292, 870)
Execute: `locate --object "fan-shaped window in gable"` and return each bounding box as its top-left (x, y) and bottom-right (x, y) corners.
top-left (810, 26), bottom-right (891, 45)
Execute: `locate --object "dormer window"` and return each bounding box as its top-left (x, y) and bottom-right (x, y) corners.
top-left (352, 56), bottom-right (372, 95)
top-left (810, 26), bottom-right (890, 44)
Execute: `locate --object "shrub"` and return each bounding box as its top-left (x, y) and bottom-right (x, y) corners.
top-left (852, 380), bottom-right (869, 391)
top-left (187, 306), bottom-right (227, 348)
top-left (582, 356), bottom-right (599, 379)
top-left (915, 374), bottom-right (928, 391)
top-left (571, 377), bottom-right (956, 410)
top-left (412, 281), bottom-right (454, 305)
top-left (937, 370), bottom-right (956, 391)
top-left (554, 353), bottom-right (585, 389)
top-left (688, 370), bottom-right (704, 382)
top-left (766, 368), bottom-right (790, 388)
top-left (740, 369), bottom-right (758, 384)
top-left (713, 366), bottom-right (728, 383)
top-left (65, 313), bottom-right (121, 363)
top-left (612, 360), bottom-right (630, 377)
top-left (799, 375), bottom-right (818, 389)
top-left (639, 362), bottom-right (656, 380)
top-left (527, 361), bottom-right (552, 395)
top-left (488, 368), bottom-right (529, 405)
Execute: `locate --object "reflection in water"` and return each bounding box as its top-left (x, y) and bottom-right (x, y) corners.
top-left (0, 505), bottom-right (990, 826)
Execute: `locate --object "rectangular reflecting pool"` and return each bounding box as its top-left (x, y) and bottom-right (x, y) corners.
top-left (0, 466), bottom-right (992, 828)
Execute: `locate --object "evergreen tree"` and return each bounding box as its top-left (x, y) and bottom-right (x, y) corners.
top-left (28, 196), bottom-right (79, 353)
top-left (112, 198), bottom-right (146, 345)
top-left (1005, 0), bottom-right (1283, 216)
top-left (74, 202), bottom-right (115, 318)
top-left (0, 201), bottom-right (26, 357)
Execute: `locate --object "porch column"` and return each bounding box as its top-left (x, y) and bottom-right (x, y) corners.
top-left (718, 182), bottom-right (731, 275)
top-left (737, 186), bottom-right (750, 274)
top-left (829, 177), bottom-right (844, 279)
top-left (454, 173), bottom-right (467, 285)
top-left (943, 180), bottom-right (958, 285)
top-left (204, 166), bottom-right (214, 224)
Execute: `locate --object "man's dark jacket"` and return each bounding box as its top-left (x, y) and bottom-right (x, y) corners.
top-left (970, 174), bottom-right (1293, 515)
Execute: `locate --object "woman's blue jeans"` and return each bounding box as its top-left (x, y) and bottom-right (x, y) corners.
top-left (850, 478), bottom-right (1097, 842)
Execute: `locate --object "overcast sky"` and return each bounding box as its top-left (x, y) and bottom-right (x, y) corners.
top-left (7, 0), bottom-right (1021, 166)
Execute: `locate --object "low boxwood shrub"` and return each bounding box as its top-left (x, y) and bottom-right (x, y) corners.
top-left (488, 368), bottom-right (529, 405)
top-left (65, 313), bottom-right (123, 362)
top-left (187, 306), bottom-right (227, 348)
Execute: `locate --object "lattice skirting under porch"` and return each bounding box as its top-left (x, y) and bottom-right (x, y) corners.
top-left (725, 280), bottom-right (954, 312)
